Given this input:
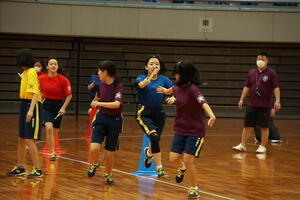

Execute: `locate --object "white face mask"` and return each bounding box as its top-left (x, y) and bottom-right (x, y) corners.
top-left (256, 60), bottom-right (266, 69)
top-left (34, 66), bottom-right (41, 73)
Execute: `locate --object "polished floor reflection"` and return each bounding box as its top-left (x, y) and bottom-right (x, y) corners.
top-left (0, 115), bottom-right (300, 200)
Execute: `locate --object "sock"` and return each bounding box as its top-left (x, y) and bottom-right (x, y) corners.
top-left (156, 165), bottom-right (163, 170)
top-left (146, 149), bottom-right (152, 157)
top-left (191, 186), bottom-right (198, 190)
top-left (180, 167), bottom-right (186, 171)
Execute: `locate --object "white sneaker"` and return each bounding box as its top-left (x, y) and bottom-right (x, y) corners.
top-left (256, 145), bottom-right (267, 153)
top-left (232, 143), bottom-right (246, 152)
top-left (270, 140), bottom-right (281, 143)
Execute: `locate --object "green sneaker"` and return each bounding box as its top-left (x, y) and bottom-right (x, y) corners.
top-left (27, 168), bottom-right (43, 178)
top-left (105, 174), bottom-right (114, 185)
top-left (87, 163), bottom-right (99, 177)
top-left (7, 166), bottom-right (26, 176)
top-left (175, 168), bottom-right (186, 183)
top-left (157, 167), bottom-right (166, 178)
top-left (144, 147), bottom-right (153, 168)
top-left (50, 153), bottom-right (56, 161)
top-left (187, 187), bottom-right (200, 199)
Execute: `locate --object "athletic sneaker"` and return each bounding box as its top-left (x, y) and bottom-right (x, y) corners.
top-left (87, 163), bottom-right (100, 177)
top-left (7, 166), bottom-right (26, 176)
top-left (232, 143), bottom-right (247, 152)
top-left (144, 147), bottom-right (153, 168)
top-left (187, 187), bottom-right (200, 199)
top-left (256, 145), bottom-right (267, 153)
top-left (157, 167), bottom-right (166, 178)
top-left (270, 140), bottom-right (281, 143)
top-left (105, 174), bottom-right (115, 185)
top-left (50, 153), bottom-right (56, 161)
top-left (175, 168), bottom-right (186, 183)
top-left (27, 168), bottom-right (43, 178)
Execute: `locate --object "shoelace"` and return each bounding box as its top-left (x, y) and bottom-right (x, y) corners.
top-left (158, 168), bottom-right (164, 174)
top-left (177, 169), bottom-right (184, 176)
top-left (106, 175), bottom-right (113, 181)
top-left (188, 189), bottom-right (198, 195)
top-left (29, 169), bottom-right (40, 175)
top-left (89, 165), bottom-right (97, 173)
top-left (12, 166), bottom-right (18, 171)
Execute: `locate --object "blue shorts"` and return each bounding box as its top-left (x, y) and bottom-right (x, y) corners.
top-left (136, 105), bottom-right (165, 136)
top-left (43, 99), bottom-right (64, 129)
top-left (19, 100), bottom-right (42, 140)
top-left (171, 135), bottom-right (205, 158)
top-left (91, 113), bottom-right (123, 151)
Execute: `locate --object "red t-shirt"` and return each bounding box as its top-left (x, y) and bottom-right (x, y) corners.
top-left (39, 74), bottom-right (72, 100)
top-left (37, 72), bottom-right (44, 77)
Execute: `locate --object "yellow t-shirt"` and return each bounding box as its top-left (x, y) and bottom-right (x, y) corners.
top-left (20, 68), bottom-right (42, 102)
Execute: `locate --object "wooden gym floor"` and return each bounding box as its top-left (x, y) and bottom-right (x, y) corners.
top-left (0, 114), bottom-right (299, 200)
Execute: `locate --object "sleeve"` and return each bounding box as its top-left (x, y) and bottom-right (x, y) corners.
top-left (26, 69), bottom-right (40, 95)
top-left (38, 76), bottom-right (43, 92)
top-left (134, 75), bottom-right (145, 88)
top-left (114, 83), bottom-right (123, 103)
top-left (244, 71), bottom-right (251, 87)
top-left (87, 75), bottom-right (95, 86)
top-left (191, 85), bottom-right (207, 106)
top-left (164, 76), bottom-right (173, 89)
top-left (271, 71), bottom-right (280, 88)
top-left (172, 86), bottom-right (177, 97)
top-left (62, 76), bottom-right (72, 96)
top-left (96, 85), bottom-right (101, 98)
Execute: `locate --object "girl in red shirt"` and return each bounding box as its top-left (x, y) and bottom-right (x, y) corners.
top-left (39, 58), bottom-right (72, 161)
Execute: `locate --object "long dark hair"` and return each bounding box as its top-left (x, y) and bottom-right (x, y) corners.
top-left (144, 55), bottom-right (166, 74)
top-left (173, 61), bottom-right (201, 88)
top-left (98, 60), bottom-right (120, 87)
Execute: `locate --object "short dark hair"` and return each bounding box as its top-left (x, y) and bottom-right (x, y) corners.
top-left (144, 55), bottom-right (166, 74)
top-left (17, 48), bottom-right (34, 68)
top-left (257, 52), bottom-right (268, 57)
top-left (98, 60), bottom-right (121, 87)
top-left (173, 61), bottom-right (201, 88)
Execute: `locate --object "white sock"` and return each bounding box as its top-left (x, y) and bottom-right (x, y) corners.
top-left (191, 186), bottom-right (198, 190)
top-left (146, 150), bottom-right (152, 157)
top-left (156, 165), bottom-right (163, 170)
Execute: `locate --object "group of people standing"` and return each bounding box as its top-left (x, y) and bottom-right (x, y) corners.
top-left (7, 49), bottom-right (280, 199)
top-left (7, 49), bottom-right (72, 178)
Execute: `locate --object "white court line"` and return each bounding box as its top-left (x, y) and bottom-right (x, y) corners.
top-left (44, 153), bottom-right (236, 200)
